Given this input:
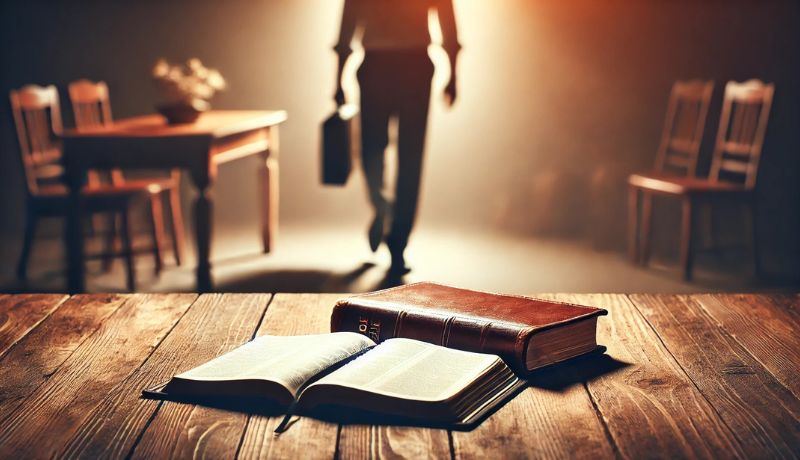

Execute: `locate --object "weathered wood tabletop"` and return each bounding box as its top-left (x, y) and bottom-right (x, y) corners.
top-left (0, 293), bottom-right (798, 459)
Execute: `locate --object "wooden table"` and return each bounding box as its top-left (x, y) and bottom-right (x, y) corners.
top-left (0, 293), bottom-right (798, 458)
top-left (61, 110), bottom-right (288, 293)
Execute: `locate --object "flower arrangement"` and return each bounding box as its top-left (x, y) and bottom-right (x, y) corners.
top-left (152, 58), bottom-right (226, 121)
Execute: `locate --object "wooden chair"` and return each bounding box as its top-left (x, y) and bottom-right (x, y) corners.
top-left (11, 84), bottom-right (164, 291)
top-left (627, 80), bottom-right (714, 265)
top-left (628, 79), bottom-right (774, 280)
top-left (68, 79), bottom-right (185, 267)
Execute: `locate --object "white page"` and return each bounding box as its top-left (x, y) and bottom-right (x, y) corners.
top-left (310, 338), bottom-right (500, 402)
top-left (175, 332), bottom-right (375, 395)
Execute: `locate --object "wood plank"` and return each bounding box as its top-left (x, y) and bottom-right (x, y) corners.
top-left (554, 293), bottom-right (747, 459)
top-left (339, 425), bottom-right (451, 460)
top-left (123, 294), bottom-right (271, 460)
top-left (0, 294), bottom-right (196, 458)
top-left (57, 295), bottom-right (270, 458)
top-left (630, 294), bottom-right (800, 457)
top-left (237, 294), bottom-right (350, 460)
top-left (784, 294), bottom-right (800, 316)
top-left (0, 293), bottom-right (67, 356)
top-left (692, 293), bottom-right (800, 400)
top-left (451, 352), bottom-right (615, 458)
top-left (0, 294), bottom-right (127, 423)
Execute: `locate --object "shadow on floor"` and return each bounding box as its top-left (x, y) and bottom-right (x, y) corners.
top-left (217, 261), bottom-right (408, 293)
top-left (2, 226), bottom-right (797, 294)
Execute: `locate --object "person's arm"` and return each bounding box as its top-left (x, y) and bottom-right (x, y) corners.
top-left (334, 0), bottom-right (359, 106)
top-left (436, 0), bottom-right (461, 106)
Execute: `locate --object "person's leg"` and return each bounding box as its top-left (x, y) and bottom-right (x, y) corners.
top-left (386, 55), bottom-right (434, 271)
top-left (358, 57), bottom-right (393, 251)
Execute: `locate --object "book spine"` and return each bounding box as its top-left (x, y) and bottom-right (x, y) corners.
top-left (331, 301), bottom-right (528, 371)
top-left (330, 302), bottom-right (403, 343)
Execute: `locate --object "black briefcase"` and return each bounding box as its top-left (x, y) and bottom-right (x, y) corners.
top-left (321, 105), bottom-right (359, 186)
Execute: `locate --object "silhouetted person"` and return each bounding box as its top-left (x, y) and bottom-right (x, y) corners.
top-left (334, 0), bottom-right (460, 273)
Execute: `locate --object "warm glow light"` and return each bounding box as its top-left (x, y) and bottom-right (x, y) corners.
top-left (427, 8), bottom-right (452, 98)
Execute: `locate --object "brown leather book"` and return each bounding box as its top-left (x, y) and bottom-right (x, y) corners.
top-left (331, 282), bottom-right (608, 373)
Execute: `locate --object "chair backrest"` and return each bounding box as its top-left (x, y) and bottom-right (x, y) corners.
top-left (68, 79), bottom-right (127, 185)
top-left (709, 79), bottom-right (774, 189)
top-left (653, 79), bottom-right (714, 177)
top-left (68, 79), bottom-right (113, 128)
top-left (9, 84), bottom-right (64, 195)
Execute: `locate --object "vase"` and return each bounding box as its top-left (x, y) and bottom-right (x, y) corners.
top-left (157, 103), bottom-right (204, 125)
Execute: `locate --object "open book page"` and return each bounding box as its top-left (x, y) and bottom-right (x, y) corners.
top-left (306, 338), bottom-right (501, 402)
top-left (173, 332), bottom-right (375, 395)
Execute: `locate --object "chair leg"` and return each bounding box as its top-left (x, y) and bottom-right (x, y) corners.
top-left (101, 213), bottom-right (118, 273)
top-left (705, 203), bottom-right (718, 256)
top-left (87, 170), bottom-right (103, 236)
top-left (639, 193), bottom-right (653, 267)
top-left (149, 196), bottom-right (164, 275)
top-left (680, 196), bottom-right (695, 281)
top-left (16, 211), bottom-right (38, 280)
top-left (167, 188), bottom-right (185, 266)
top-left (745, 200), bottom-right (761, 280)
top-left (627, 186), bottom-right (640, 263)
top-left (119, 210), bottom-right (136, 292)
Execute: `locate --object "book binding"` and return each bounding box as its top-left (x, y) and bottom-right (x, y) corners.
top-left (331, 282), bottom-right (608, 373)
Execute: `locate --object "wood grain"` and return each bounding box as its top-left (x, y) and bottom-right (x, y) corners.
top-left (784, 294), bottom-right (800, 316)
top-left (0, 294), bottom-right (126, 423)
top-left (451, 360), bottom-right (615, 459)
top-left (62, 293), bottom-right (269, 459)
top-left (630, 294), bottom-right (800, 457)
top-left (128, 294), bottom-right (272, 458)
top-left (693, 293), bottom-right (800, 400)
top-left (554, 293), bottom-right (746, 459)
top-left (339, 425), bottom-right (451, 460)
top-left (0, 294), bottom-right (67, 356)
top-left (0, 294), bottom-right (195, 458)
top-left (0, 292), bottom-right (798, 459)
top-left (237, 294), bottom-right (343, 460)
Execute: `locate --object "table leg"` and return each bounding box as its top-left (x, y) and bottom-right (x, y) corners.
top-left (194, 187), bottom-right (214, 292)
top-left (627, 186), bottom-right (640, 263)
top-left (65, 176), bottom-right (86, 293)
top-left (260, 126), bottom-right (280, 253)
top-left (680, 196), bottom-right (695, 281)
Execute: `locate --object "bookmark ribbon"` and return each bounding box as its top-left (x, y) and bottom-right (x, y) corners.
top-left (274, 400), bottom-right (299, 434)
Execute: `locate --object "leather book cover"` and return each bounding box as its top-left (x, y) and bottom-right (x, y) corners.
top-left (331, 282), bottom-right (608, 373)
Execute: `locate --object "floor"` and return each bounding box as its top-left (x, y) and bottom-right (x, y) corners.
top-left (0, 220), bottom-right (783, 295)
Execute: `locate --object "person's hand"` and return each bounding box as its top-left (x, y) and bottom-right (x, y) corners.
top-left (334, 85), bottom-right (346, 106)
top-left (444, 76), bottom-right (457, 107)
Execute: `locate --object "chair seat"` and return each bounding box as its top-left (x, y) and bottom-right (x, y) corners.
top-left (628, 173), bottom-right (751, 196)
top-left (32, 181), bottom-right (167, 214)
top-left (33, 162), bottom-right (64, 181)
top-left (37, 181), bottom-right (166, 198)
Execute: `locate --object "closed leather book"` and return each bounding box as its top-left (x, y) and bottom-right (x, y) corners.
top-left (331, 282), bottom-right (608, 373)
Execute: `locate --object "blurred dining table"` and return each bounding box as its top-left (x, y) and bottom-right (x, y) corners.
top-left (60, 110), bottom-right (288, 292)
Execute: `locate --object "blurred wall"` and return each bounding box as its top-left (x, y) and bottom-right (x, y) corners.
top-left (1, 0), bottom-right (798, 279)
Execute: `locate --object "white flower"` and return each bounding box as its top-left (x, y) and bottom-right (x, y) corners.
top-left (187, 58), bottom-right (203, 72)
top-left (152, 59), bottom-right (169, 78)
top-left (153, 57), bottom-right (226, 105)
top-left (206, 69), bottom-right (226, 91)
top-left (167, 66), bottom-right (183, 82)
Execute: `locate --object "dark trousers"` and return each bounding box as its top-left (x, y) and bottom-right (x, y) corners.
top-left (357, 49), bottom-right (434, 254)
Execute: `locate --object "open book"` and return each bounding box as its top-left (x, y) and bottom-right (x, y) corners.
top-left (144, 332), bottom-right (523, 429)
